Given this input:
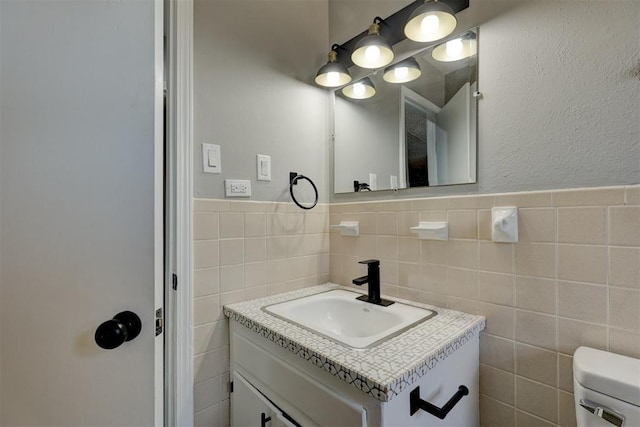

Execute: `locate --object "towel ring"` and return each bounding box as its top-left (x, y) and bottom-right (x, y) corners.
top-left (289, 172), bottom-right (318, 210)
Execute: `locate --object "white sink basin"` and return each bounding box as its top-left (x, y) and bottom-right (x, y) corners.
top-left (262, 289), bottom-right (437, 349)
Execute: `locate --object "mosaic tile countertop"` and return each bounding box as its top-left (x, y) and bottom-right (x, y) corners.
top-left (224, 283), bottom-right (485, 402)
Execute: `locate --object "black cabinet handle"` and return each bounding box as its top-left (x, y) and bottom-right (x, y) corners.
top-left (95, 311), bottom-right (142, 349)
top-left (410, 385), bottom-right (469, 419)
top-left (261, 412), bottom-right (271, 427)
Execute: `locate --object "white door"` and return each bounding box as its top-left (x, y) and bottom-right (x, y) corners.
top-left (0, 0), bottom-right (164, 425)
top-left (232, 373), bottom-right (299, 427)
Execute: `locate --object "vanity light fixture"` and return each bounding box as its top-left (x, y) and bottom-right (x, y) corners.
top-left (342, 77), bottom-right (376, 100)
top-left (383, 57), bottom-right (422, 83)
top-left (431, 31), bottom-right (477, 62)
top-left (313, 1), bottom-right (468, 89)
top-left (351, 18), bottom-right (394, 69)
top-left (404, 0), bottom-right (457, 43)
top-left (314, 45), bottom-right (352, 87)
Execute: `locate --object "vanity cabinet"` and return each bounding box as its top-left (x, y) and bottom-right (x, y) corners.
top-left (229, 320), bottom-right (480, 427)
top-left (232, 373), bottom-right (298, 427)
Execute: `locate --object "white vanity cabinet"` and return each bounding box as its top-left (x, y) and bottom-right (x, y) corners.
top-left (229, 320), bottom-right (480, 427)
top-left (232, 373), bottom-right (298, 427)
top-left (230, 323), bottom-right (368, 426)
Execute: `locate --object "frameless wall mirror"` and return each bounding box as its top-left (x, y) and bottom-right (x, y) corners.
top-left (333, 28), bottom-right (478, 194)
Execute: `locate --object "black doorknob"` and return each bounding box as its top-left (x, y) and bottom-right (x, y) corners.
top-left (95, 311), bottom-right (142, 350)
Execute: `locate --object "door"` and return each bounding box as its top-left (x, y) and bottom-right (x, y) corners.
top-left (232, 373), bottom-right (299, 427)
top-left (0, 0), bottom-right (164, 425)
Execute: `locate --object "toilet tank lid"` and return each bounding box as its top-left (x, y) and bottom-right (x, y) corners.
top-left (573, 346), bottom-right (640, 407)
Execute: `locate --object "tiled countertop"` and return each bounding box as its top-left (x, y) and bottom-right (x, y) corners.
top-left (224, 283), bottom-right (485, 402)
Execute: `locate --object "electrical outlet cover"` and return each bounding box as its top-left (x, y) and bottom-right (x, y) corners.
top-left (224, 179), bottom-right (251, 197)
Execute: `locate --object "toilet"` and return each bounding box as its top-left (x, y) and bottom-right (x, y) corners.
top-left (573, 346), bottom-right (640, 426)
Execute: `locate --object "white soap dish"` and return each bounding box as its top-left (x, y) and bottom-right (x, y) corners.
top-left (330, 221), bottom-right (359, 237)
top-left (410, 221), bottom-right (448, 240)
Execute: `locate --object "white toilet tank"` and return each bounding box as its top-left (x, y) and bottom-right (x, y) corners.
top-left (573, 346), bottom-right (640, 427)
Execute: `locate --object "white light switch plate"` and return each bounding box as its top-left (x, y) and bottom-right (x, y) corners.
top-left (369, 173), bottom-right (377, 191)
top-left (202, 143), bottom-right (221, 174)
top-left (257, 154), bottom-right (271, 181)
top-left (224, 179), bottom-right (251, 197)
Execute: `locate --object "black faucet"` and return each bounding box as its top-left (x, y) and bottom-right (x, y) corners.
top-left (352, 260), bottom-right (394, 307)
top-left (353, 181), bottom-right (372, 192)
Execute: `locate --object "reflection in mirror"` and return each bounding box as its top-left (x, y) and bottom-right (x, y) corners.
top-left (333, 28), bottom-right (478, 194)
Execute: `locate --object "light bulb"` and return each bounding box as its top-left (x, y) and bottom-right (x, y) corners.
top-left (445, 39), bottom-right (463, 58)
top-left (364, 45), bottom-right (381, 62)
top-left (326, 71), bottom-right (340, 86)
top-left (394, 67), bottom-right (409, 80)
top-left (353, 83), bottom-right (366, 97)
top-left (420, 15), bottom-right (440, 36)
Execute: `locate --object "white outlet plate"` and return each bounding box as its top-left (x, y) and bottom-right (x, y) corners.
top-left (202, 143), bottom-right (221, 174)
top-left (257, 154), bottom-right (271, 181)
top-left (224, 179), bottom-right (251, 197)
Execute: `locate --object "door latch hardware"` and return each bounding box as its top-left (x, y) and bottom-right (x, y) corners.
top-left (155, 308), bottom-right (163, 336)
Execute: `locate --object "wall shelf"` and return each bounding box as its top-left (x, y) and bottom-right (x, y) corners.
top-left (330, 221), bottom-right (360, 237)
top-left (409, 222), bottom-right (448, 240)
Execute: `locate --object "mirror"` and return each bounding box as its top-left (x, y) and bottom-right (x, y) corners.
top-left (333, 28), bottom-right (478, 194)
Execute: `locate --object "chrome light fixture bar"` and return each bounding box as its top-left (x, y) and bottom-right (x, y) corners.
top-left (342, 78), bottom-right (376, 99)
top-left (383, 57), bottom-right (422, 83)
top-left (432, 31), bottom-right (477, 62)
top-left (315, 45), bottom-right (352, 87)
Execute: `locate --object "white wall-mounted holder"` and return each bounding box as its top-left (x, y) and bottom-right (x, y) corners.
top-left (330, 221), bottom-right (360, 237)
top-left (410, 221), bottom-right (448, 240)
top-left (492, 207), bottom-right (518, 243)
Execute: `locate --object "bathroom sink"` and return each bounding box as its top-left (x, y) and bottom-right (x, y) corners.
top-left (262, 289), bottom-right (437, 349)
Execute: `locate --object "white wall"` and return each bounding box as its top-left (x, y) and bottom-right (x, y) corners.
top-left (194, 0), bottom-right (330, 202)
top-left (330, 0), bottom-right (640, 201)
top-left (478, 0), bottom-right (639, 193)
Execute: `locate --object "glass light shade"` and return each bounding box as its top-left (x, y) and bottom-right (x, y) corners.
top-left (341, 78), bottom-right (376, 99)
top-left (404, 0), bottom-right (457, 43)
top-left (383, 57), bottom-right (422, 83)
top-left (431, 32), bottom-right (477, 62)
top-left (315, 51), bottom-right (352, 87)
top-left (351, 23), bottom-right (394, 69)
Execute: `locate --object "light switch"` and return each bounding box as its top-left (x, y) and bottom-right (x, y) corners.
top-left (202, 144), bottom-right (221, 174)
top-left (207, 149), bottom-right (218, 167)
top-left (257, 154), bottom-right (271, 181)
